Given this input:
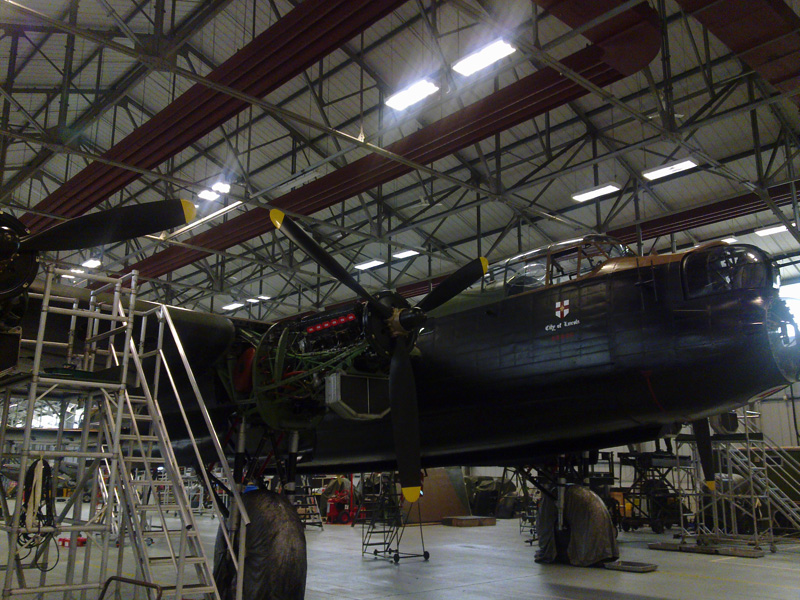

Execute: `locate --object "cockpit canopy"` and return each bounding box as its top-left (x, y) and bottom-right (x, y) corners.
top-left (503, 235), bottom-right (634, 296)
top-left (683, 243), bottom-right (777, 299)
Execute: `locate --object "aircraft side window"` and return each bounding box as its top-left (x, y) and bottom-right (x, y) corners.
top-left (506, 261), bottom-right (546, 295)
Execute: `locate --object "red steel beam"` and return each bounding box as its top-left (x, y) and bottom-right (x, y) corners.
top-left (677, 0), bottom-right (800, 102)
top-left (130, 1), bottom-right (662, 280)
top-left (608, 181), bottom-right (799, 245)
top-left (23, 0), bottom-right (408, 232)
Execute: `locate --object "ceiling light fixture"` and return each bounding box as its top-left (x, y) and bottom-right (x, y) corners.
top-left (393, 250), bottom-right (420, 259)
top-left (386, 80), bottom-right (439, 111)
top-left (453, 40), bottom-right (516, 76)
top-left (81, 258), bottom-right (102, 269)
top-left (642, 158), bottom-right (698, 181)
top-left (276, 171), bottom-right (319, 193)
top-left (198, 190), bottom-right (220, 201)
top-left (721, 237), bottom-right (738, 244)
top-left (166, 201), bottom-right (243, 239)
top-left (755, 224), bottom-right (788, 237)
top-left (246, 298), bottom-right (259, 303)
top-left (355, 259), bottom-right (385, 270)
top-left (257, 295), bottom-right (271, 301)
top-left (222, 302), bottom-right (244, 310)
top-left (212, 182), bottom-right (231, 194)
top-left (571, 182), bottom-right (621, 202)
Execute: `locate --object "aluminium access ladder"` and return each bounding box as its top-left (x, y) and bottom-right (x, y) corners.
top-left (104, 299), bottom-right (252, 599)
top-left (0, 266), bottom-right (250, 599)
top-left (293, 481), bottom-right (323, 530)
top-left (730, 407), bottom-right (800, 533)
top-left (674, 403), bottom-right (800, 551)
top-left (97, 383), bottom-right (217, 598)
top-left (361, 473), bottom-right (428, 563)
top-left (0, 266), bottom-right (142, 598)
top-left (123, 301), bottom-right (250, 599)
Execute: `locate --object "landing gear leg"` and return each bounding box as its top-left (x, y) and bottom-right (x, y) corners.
top-left (284, 430), bottom-right (300, 502)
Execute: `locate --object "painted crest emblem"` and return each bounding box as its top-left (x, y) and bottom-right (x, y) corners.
top-left (555, 299), bottom-right (570, 319)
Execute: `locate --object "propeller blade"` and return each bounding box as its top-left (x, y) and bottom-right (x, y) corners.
top-left (416, 257), bottom-right (488, 313)
top-left (19, 199), bottom-right (196, 253)
top-left (692, 418), bottom-right (716, 491)
top-left (389, 336), bottom-right (422, 503)
top-left (270, 209), bottom-right (392, 319)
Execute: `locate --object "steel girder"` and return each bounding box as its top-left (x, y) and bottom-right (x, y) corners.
top-left (122, 1), bottom-right (661, 281)
top-left (0, 0), bottom-right (234, 205)
top-left (17, 0), bottom-right (408, 233)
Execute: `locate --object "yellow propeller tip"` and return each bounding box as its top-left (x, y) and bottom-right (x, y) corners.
top-left (705, 480), bottom-right (716, 492)
top-left (479, 257), bottom-right (488, 274)
top-left (270, 209), bottom-right (285, 229)
top-left (180, 199), bottom-right (196, 223)
top-left (402, 486), bottom-right (421, 503)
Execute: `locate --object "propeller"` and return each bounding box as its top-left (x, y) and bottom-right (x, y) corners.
top-left (269, 209), bottom-right (392, 320)
top-left (0, 199), bottom-right (197, 304)
top-left (18, 199), bottom-right (196, 253)
top-left (691, 418), bottom-right (716, 491)
top-left (269, 209), bottom-right (488, 502)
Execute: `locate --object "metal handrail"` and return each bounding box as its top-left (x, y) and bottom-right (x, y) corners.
top-left (742, 416), bottom-right (800, 491)
top-left (151, 327), bottom-right (246, 565)
top-left (98, 575), bottom-right (162, 600)
top-left (727, 445), bottom-right (800, 529)
top-left (159, 306), bottom-right (250, 526)
top-left (157, 306), bottom-right (249, 600)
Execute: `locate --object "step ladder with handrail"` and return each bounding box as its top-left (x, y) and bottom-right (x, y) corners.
top-left (0, 266), bottom-right (251, 599)
top-left (361, 472), bottom-right (429, 563)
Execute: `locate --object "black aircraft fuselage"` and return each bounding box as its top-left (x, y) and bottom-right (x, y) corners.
top-left (297, 238), bottom-right (799, 472)
top-left (10, 236), bottom-right (797, 477)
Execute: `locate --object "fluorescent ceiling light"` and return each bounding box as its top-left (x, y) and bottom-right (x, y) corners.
top-left (642, 158), bottom-right (698, 180)
top-left (393, 250), bottom-right (419, 259)
top-left (755, 224), bottom-right (788, 237)
top-left (211, 182), bottom-right (231, 194)
top-left (257, 295), bottom-right (271, 300)
top-left (386, 80), bottom-right (439, 111)
top-left (246, 298), bottom-right (259, 303)
top-left (167, 201), bottom-right (243, 239)
top-left (222, 302), bottom-right (245, 310)
top-left (61, 274), bottom-right (75, 279)
top-left (571, 182), bottom-right (621, 202)
top-left (70, 269), bottom-right (85, 274)
top-left (355, 259), bottom-right (385, 270)
top-left (276, 171), bottom-right (319, 193)
top-left (198, 190), bottom-right (220, 201)
top-left (81, 258), bottom-right (102, 268)
top-left (453, 40), bottom-right (516, 76)
top-left (721, 237), bottom-right (738, 244)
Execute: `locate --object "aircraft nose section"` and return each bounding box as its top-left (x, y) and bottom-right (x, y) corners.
top-left (767, 297), bottom-right (800, 382)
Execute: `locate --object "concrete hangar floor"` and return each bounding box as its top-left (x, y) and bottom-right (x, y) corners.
top-left (295, 520), bottom-right (797, 600)
top-left (1, 508), bottom-right (798, 598)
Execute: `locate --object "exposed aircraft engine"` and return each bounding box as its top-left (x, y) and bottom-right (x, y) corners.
top-left (250, 300), bottom-right (394, 430)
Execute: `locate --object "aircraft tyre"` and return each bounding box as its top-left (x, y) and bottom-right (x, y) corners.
top-left (213, 490), bottom-right (306, 600)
